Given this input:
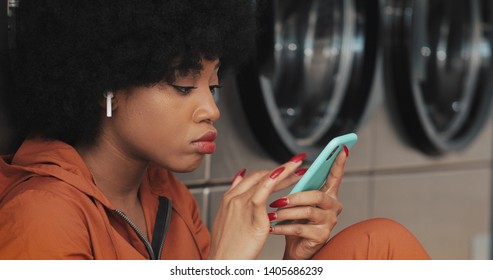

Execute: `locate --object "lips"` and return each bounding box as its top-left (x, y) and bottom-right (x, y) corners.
top-left (194, 131), bottom-right (217, 142)
top-left (192, 131), bottom-right (217, 154)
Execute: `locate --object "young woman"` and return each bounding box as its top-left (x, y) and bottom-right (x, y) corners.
top-left (0, 0), bottom-right (430, 260)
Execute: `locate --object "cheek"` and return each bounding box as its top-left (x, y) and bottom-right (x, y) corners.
top-left (115, 91), bottom-right (199, 153)
top-left (116, 97), bottom-right (169, 138)
top-left (127, 104), bottom-right (184, 139)
top-left (126, 94), bottom-right (174, 124)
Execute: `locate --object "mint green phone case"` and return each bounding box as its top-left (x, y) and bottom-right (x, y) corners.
top-left (271, 133), bottom-right (357, 226)
top-left (288, 133), bottom-right (358, 195)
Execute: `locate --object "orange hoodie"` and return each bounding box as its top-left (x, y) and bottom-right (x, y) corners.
top-left (0, 138), bottom-right (210, 259)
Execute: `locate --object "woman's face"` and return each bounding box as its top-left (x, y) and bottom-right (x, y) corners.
top-left (107, 59), bottom-right (221, 172)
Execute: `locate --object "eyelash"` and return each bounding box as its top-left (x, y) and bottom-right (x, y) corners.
top-left (209, 85), bottom-right (222, 95)
top-left (172, 85), bottom-right (222, 95)
top-left (172, 85), bottom-right (196, 95)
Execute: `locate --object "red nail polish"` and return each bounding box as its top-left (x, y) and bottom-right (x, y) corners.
top-left (269, 227), bottom-right (273, 233)
top-left (269, 197), bottom-right (288, 208)
top-left (289, 153), bottom-right (307, 163)
top-left (343, 145), bottom-right (350, 157)
top-left (268, 212), bottom-right (277, 221)
top-left (294, 167), bottom-right (308, 176)
top-left (232, 168), bottom-right (247, 183)
top-left (270, 166), bottom-right (285, 179)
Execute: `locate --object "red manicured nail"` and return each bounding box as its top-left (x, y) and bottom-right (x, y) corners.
top-left (232, 168), bottom-right (247, 183)
top-left (343, 145), bottom-right (350, 157)
top-left (269, 197), bottom-right (288, 208)
top-left (289, 153), bottom-right (307, 163)
top-left (270, 166), bottom-right (285, 179)
top-left (268, 212), bottom-right (277, 221)
top-left (294, 167), bottom-right (308, 176)
top-left (269, 227), bottom-right (273, 233)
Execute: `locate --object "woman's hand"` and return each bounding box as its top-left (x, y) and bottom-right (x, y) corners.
top-left (208, 153), bottom-right (308, 260)
top-left (268, 147), bottom-right (348, 260)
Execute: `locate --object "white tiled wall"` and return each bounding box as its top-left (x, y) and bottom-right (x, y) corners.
top-left (373, 168), bottom-right (491, 259)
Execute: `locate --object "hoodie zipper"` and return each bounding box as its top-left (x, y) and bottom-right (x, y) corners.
top-left (114, 209), bottom-right (157, 259)
top-left (113, 196), bottom-right (172, 260)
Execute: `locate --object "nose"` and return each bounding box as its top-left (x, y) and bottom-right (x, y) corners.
top-left (192, 89), bottom-right (221, 124)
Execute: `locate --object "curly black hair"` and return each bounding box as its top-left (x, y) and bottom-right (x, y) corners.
top-left (7, 0), bottom-right (257, 145)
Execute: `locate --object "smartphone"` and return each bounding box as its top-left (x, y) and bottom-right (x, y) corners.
top-left (288, 133), bottom-right (358, 195)
top-left (271, 133), bottom-right (357, 226)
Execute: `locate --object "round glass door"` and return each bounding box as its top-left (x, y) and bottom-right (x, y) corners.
top-left (238, 0), bottom-right (379, 162)
top-left (383, 0), bottom-right (493, 155)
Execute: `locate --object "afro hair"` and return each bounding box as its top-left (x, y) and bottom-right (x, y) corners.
top-left (7, 0), bottom-right (257, 145)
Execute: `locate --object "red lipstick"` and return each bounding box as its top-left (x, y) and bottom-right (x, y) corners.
top-left (192, 131), bottom-right (217, 154)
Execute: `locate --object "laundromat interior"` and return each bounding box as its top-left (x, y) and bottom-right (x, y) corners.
top-left (1, 0), bottom-right (492, 259)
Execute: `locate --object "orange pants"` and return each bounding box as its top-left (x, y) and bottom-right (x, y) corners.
top-left (312, 218), bottom-right (431, 260)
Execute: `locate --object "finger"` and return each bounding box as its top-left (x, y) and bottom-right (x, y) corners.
top-left (250, 153), bottom-right (307, 203)
top-left (270, 205), bottom-right (331, 225)
top-left (270, 223), bottom-right (329, 245)
top-left (228, 153), bottom-right (306, 195)
top-left (223, 166), bottom-right (290, 219)
top-left (249, 165), bottom-right (290, 209)
top-left (320, 146), bottom-right (347, 196)
top-left (230, 168), bottom-right (247, 189)
top-left (270, 168), bottom-right (307, 193)
top-left (225, 170), bottom-right (267, 196)
top-left (274, 190), bottom-right (342, 211)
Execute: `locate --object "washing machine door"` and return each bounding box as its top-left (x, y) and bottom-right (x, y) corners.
top-left (383, 0), bottom-right (493, 155)
top-left (238, 0), bottom-right (379, 162)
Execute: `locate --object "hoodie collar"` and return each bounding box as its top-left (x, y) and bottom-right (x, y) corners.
top-left (1, 138), bottom-right (178, 208)
top-left (1, 138), bottom-right (114, 208)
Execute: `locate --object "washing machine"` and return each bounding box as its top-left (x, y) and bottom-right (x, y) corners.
top-left (182, 0), bottom-right (493, 260)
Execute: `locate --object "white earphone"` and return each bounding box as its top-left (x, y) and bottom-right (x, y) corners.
top-left (104, 92), bottom-right (114, 117)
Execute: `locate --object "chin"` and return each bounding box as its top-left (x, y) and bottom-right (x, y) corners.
top-left (167, 157), bottom-right (204, 173)
top-left (174, 166), bottom-right (200, 173)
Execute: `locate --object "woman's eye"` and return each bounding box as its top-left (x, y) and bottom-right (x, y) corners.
top-left (172, 85), bottom-right (196, 95)
top-left (209, 85), bottom-right (222, 95)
